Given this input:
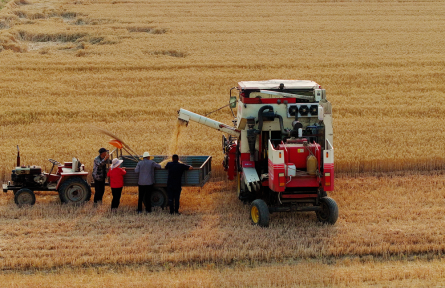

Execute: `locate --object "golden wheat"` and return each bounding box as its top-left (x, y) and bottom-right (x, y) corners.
top-left (1, 0), bottom-right (445, 285)
top-left (0, 0), bottom-right (444, 175)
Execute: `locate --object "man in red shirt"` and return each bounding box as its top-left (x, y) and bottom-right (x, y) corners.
top-left (107, 158), bottom-right (127, 210)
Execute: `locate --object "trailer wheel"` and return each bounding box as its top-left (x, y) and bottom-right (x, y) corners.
top-left (14, 188), bottom-right (36, 207)
top-left (59, 178), bottom-right (91, 204)
top-left (250, 199), bottom-right (270, 227)
top-left (316, 197), bottom-right (338, 224)
top-left (150, 187), bottom-right (168, 208)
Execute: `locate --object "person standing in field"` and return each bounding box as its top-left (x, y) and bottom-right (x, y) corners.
top-left (134, 152), bottom-right (161, 213)
top-left (107, 158), bottom-right (126, 211)
top-left (92, 148), bottom-right (110, 204)
top-left (165, 154), bottom-right (192, 215)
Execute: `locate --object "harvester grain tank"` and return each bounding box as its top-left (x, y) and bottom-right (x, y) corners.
top-left (178, 80), bottom-right (338, 227)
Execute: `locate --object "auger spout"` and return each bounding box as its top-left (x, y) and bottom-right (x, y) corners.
top-left (178, 108), bottom-right (241, 137)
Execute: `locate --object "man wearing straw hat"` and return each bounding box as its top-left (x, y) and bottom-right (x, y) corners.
top-left (134, 151), bottom-right (161, 213)
top-left (107, 158), bottom-right (126, 210)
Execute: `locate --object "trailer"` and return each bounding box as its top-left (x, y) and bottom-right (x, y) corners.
top-left (93, 154), bottom-right (212, 208)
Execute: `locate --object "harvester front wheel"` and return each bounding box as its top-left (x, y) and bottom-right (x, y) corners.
top-left (250, 199), bottom-right (270, 227)
top-left (59, 178), bottom-right (91, 204)
top-left (316, 197), bottom-right (338, 224)
top-left (14, 188), bottom-right (36, 207)
top-left (150, 187), bottom-right (168, 208)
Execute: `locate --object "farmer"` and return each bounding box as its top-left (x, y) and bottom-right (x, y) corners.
top-left (92, 148), bottom-right (110, 204)
top-left (107, 158), bottom-right (126, 210)
top-left (134, 151), bottom-right (161, 213)
top-left (165, 154), bottom-right (193, 215)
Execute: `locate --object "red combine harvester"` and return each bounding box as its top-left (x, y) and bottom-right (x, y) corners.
top-left (178, 80), bottom-right (338, 227)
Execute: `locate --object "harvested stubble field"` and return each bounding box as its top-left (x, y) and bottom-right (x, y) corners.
top-left (1, 0), bottom-right (445, 286)
top-left (2, 172), bottom-right (445, 286)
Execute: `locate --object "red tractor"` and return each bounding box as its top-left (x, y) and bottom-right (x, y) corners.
top-left (2, 146), bottom-right (91, 206)
top-left (178, 80), bottom-right (338, 227)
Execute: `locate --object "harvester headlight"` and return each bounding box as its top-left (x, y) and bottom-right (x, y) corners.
top-left (279, 172), bottom-right (285, 187)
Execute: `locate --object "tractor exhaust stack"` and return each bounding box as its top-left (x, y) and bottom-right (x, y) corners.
top-left (16, 145), bottom-right (20, 167)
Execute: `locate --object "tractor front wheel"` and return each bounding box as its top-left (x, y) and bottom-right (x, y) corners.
top-left (316, 197), bottom-right (338, 224)
top-left (59, 178), bottom-right (91, 204)
top-left (250, 199), bottom-right (270, 227)
top-left (14, 188), bottom-right (36, 207)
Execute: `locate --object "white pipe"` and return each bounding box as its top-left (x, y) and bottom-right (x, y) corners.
top-left (178, 108), bottom-right (241, 137)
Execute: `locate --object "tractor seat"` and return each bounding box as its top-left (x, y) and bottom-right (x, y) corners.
top-left (61, 167), bottom-right (72, 173)
top-left (72, 157), bottom-right (79, 172)
top-left (61, 158), bottom-right (79, 173)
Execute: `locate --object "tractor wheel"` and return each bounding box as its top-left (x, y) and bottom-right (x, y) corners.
top-left (316, 197), bottom-right (338, 224)
top-left (14, 188), bottom-right (36, 207)
top-left (250, 199), bottom-right (270, 227)
top-left (150, 187), bottom-right (168, 208)
top-left (58, 178), bottom-right (91, 204)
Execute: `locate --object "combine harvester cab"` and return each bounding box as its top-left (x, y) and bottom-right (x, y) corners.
top-left (178, 79), bottom-right (338, 227)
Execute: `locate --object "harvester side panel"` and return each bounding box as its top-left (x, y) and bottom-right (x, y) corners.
top-left (319, 101), bottom-right (333, 148)
top-left (268, 140), bottom-right (285, 192)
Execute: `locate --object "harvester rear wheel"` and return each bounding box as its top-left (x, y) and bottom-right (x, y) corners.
top-left (316, 197), bottom-right (338, 224)
top-left (150, 187), bottom-right (167, 208)
top-left (14, 188), bottom-right (36, 207)
top-left (59, 178), bottom-right (91, 204)
top-left (250, 199), bottom-right (270, 227)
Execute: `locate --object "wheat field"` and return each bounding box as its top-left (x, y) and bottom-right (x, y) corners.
top-left (1, 0), bottom-right (445, 286)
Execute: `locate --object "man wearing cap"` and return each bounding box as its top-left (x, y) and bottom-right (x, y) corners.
top-left (165, 154), bottom-right (193, 215)
top-left (107, 158), bottom-right (126, 210)
top-left (92, 148), bottom-right (110, 204)
top-left (134, 152), bottom-right (161, 213)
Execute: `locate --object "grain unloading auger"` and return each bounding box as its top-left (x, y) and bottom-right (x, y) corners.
top-left (177, 109), bottom-right (264, 192)
top-left (178, 80), bottom-right (338, 227)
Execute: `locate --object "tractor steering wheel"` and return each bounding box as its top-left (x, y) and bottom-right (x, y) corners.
top-left (48, 159), bottom-right (60, 166)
